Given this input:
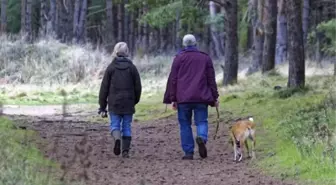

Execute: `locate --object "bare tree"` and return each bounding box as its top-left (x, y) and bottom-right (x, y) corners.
top-left (209, 1), bottom-right (224, 58)
top-left (286, 0), bottom-right (305, 88)
top-left (117, 1), bottom-right (123, 42)
top-left (105, 0), bottom-right (115, 52)
top-left (302, 0), bottom-right (310, 45)
top-left (175, 8), bottom-right (181, 50)
top-left (247, 0), bottom-right (264, 74)
top-left (21, 0), bottom-right (26, 34)
top-left (1, 0), bottom-right (7, 34)
top-left (222, 0), bottom-right (238, 85)
top-left (143, 2), bottom-right (149, 53)
top-left (73, 0), bottom-right (80, 40)
top-left (48, 0), bottom-right (57, 35)
top-left (262, 0), bottom-right (277, 73)
top-left (77, 0), bottom-right (88, 43)
top-left (25, 0), bottom-right (32, 41)
top-left (124, 0), bottom-right (129, 44)
top-left (275, 0), bottom-right (287, 64)
top-left (39, 0), bottom-right (48, 36)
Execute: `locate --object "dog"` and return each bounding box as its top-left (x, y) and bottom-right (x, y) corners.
top-left (229, 116), bottom-right (256, 162)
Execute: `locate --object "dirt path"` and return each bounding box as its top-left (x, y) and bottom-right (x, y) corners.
top-left (3, 106), bottom-right (297, 185)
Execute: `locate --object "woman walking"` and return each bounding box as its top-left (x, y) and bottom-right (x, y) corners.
top-left (98, 42), bottom-right (142, 158)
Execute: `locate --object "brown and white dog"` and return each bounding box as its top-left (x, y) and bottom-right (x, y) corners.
top-left (229, 116), bottom-right (256, 162)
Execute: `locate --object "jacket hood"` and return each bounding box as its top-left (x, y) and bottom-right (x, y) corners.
top-left (112, 57), bottom-right (132, 70)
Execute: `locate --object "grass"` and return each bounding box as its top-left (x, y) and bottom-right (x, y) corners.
top-left (0, 117), bottom-right (66, 185)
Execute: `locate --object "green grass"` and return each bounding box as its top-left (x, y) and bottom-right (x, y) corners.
top-left (215, 75), bottom-right (336, 185)
top-left (0, 117), bottom-right (66, 185)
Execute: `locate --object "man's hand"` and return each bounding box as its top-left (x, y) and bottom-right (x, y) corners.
top-left (172, 102), bottom-right (177, 110)
top-left (98, 108), bottom-right (108, 118)
top-left (215, 100), bottom-right (219, 108)
top-left (211, 100), bottom-right (219, 107)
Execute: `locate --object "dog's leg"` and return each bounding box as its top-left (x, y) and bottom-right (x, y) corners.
top-left (233, 143), bottom-right (237, 161)
top-left (244, 140), bottom-right (250, 158)
top-left (238, 140), bottom-right (244, 161)
top-left (251, 134), bottom-right (256, 159)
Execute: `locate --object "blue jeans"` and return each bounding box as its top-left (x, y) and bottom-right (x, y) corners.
top-left (177, 103), bottom-right (208, 155)
top-left (109, 112), bottom-right (133, 137)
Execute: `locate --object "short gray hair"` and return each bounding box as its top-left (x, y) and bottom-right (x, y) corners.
top-left (182, 34), bottom-right (197, 46)
top-left (112, 42), bottom-right (129, 58)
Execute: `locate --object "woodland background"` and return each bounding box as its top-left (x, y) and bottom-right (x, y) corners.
top-left (0, 1), bottom-right (336, 185)
top-left (0, 0), bottom-right (335, 86)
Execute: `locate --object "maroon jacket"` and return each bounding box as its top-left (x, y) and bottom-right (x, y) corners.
top-left (163, 49), bottom-right (219, 106)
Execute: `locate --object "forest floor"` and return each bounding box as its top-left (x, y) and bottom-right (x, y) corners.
top-left (3, 105), bottom-right (297, 185)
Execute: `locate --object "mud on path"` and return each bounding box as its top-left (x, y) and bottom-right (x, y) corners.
top-left (3, 106), bottom-right (297, 185)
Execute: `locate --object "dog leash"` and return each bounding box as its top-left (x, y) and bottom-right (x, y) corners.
top-left (213, 106), bottom-right (220, 140)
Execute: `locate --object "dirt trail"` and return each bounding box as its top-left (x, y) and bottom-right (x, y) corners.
top-left (3, 105), bottom-right (297, 185)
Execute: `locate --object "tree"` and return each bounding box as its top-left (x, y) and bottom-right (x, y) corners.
top-left (25, 0), bottom-right (32, 41)
top-left (105, 0), bottom-right (115, 52)
top-left (77, 0), bottom-right (88, 43)
top-left (302, 0), bottom-right (310, 45)
top-left (39, 0), bottom-right (48, 36)
top-left (209, 1), bottom-right (224, 58)
top-left (222, 0), bottom-right (238, 86)
top-left (20, 0), bottom-right (26, 34)
top-left (261, 0), bottom-right (277, 73)
top-left (247, 0), bottom-right (264, 74)
top-left (275, 0), bottom-right (287, 64)
top-left (1, 0), bottom-right (7, 34)
top-left (286, 0), bottom-right (305, 88)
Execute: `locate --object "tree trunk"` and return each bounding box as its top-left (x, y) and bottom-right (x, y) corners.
top-left (124, 0), bottom-right (129, 44)
top-left (105, 0), bottom-right (115, 52)
top-left (129, 11), bottom-right (135, 55)
top-left (246, 0), bottom-right (257, 50)
top-left (39, 0), bottom-right (48, 36)
top-left (21, 0), bottom-right (26, 34)
top-left (275, 0), bottom-right (287, 64)
top-left (143, 2), bottom-right (149, 54)
top-left (57, 0), bottom-right (69, 42)
top-left (286, 0), bottom-right (305, 88)
top-left (315, 6), bottom-right (323, 65)
top-left (302, 0), bottom-right (310, 45)
top-left (1, 0), bottom-right (7, 34)
top-left (136, 7), bottom-right (142, 54)
top-left (25, 0), bottom-right (32, 41)
top-left (247, 0), bottom-right (264, 74)
top-left (117, 2), bottom-right (123, 42)
top-left (77, 0), bottom-right (87, 43)
top-left (175, 9), bottom-right (181, 50)
top-left (261, 0), bottom-right (277, 73)
top-left (209, 1), bottom-right (224, 58)
top-left (223, 0), bottom-right (238, 86)
top-left (73, 0), bottom-right (80, 40)
top-left (48, 0), bottom-right (57, 35)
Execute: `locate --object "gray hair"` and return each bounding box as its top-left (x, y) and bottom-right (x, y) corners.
top-left (182, 34), bottom-right (197, 46)
top-left (112, 42), bottom-right (129, 59)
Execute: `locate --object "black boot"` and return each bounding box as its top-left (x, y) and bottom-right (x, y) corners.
top-left (122, 136), bottom-right (132, 158)
top-left (196, 137), bottom-right (207, 159)
top-left (111, 130), bottom-right (121, 156)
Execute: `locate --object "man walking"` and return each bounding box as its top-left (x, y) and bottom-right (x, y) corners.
top-left (163, 34), bottom-right (219, 160)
